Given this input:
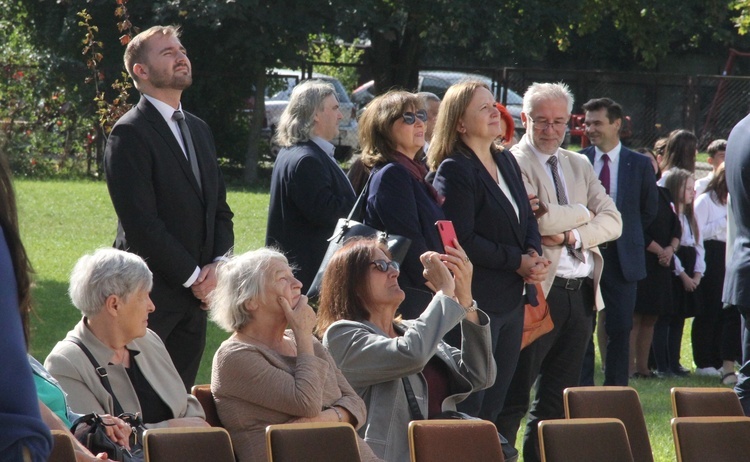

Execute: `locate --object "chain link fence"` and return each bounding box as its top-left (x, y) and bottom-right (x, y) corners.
top-left (313, 62), bottom-right (750, 152)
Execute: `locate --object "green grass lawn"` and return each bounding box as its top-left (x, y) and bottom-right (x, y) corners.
top-left (17, 179), bottom-right (734, 462)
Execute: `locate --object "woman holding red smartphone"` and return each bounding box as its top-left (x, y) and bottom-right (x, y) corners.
top-left (430, 81), bottom-right (548, 424)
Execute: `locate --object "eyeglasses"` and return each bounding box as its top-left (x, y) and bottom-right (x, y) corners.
top-left (371, 260), bottom-right (400, 273)
top-left (402, 110), bottom-right (428, 125)
top-left (527, 116), bottom-right (568, 131)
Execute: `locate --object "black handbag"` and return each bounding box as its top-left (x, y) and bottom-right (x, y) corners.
top-left (68, 337), bottom-right (145, 462)
top-left (307, 172), bottom-right (411, 298)
top-left (70, 413), bottom-right (143, 462)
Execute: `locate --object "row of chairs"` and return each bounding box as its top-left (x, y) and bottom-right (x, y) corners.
top-left (47, 385), bottom-right (749, 461)
top-left (543, 385), bottom-right (750, 462)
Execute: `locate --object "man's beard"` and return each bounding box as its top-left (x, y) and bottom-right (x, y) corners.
top-left (150, 68), bottom-right (192, 91)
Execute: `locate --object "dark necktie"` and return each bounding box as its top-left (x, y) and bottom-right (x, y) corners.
top-left (599, 153), bottom-right (611, 195)
top-left (547, 155), bottom-right (585, 263)
top-left (172, 111), bottom-right (202, 191)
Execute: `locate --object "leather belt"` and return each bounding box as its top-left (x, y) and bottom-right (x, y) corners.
top-left (552, 276), bottom-right (588, 291)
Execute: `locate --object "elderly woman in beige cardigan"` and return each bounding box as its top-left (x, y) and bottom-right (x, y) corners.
top-left (45, 248), bottom-right (206, 428)
top-left (209, 248), bottom-right (381, 462)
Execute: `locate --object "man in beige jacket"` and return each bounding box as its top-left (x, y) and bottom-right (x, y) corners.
top-left (495, 82), bottom-right (622, 462)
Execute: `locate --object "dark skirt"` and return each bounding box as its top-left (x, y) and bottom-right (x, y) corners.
top-left (635, 251), bottom-right (675, 316)
top-left (672, 245), bottom-right (703, 318)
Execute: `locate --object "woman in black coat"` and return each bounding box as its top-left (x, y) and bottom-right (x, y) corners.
top-left (430, 81), bottom-right (548, 422)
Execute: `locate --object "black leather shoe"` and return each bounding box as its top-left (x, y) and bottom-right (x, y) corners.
top-left (671, 366), bottom-right (691, 377)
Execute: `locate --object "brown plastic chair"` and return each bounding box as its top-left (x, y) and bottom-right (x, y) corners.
top-left (266, 422), bottom-right (362, 462)
top-left (48, 430), bottom-right (77, 462)
top-left (670, 387), bottom-right (744, 417)
top-left (143, 427), bottom-right (234, 462)
top-left (407, 419), bottom-right (505, 462)
top-left (563, 386), bottom-right (653, 462)
top-left (539, 418), bottom-right (634, 462)
top-left (672, 416), bottom-right (750, 462)
top-left (190, 384), bottom-right (222, 427)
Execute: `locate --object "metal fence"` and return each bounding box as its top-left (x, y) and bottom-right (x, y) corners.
top-left (312, 62), bottom-right (750, 151)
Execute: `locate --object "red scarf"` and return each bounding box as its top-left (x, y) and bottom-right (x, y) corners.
top-left (393, 151), bottom-right (445, 206)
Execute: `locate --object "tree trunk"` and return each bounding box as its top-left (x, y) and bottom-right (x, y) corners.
top-left (243, 68), bottom-right (266, 185)
top-left (369, 12), bottom-right (422, 95)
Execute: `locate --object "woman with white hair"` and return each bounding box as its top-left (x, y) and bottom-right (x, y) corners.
top-left (209, 248), bottom-right (380, 462)
top-left (45, 248), bottom-right (206, 428)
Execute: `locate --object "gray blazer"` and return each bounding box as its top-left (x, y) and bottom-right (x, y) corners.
top-left (44, 319), bottom-right (205, 428)
top-left (323, 294), bottom-right (496, 462)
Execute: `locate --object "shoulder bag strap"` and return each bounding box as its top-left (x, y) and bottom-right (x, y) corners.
top-left (347, 168), bottom-right (378, 222)
top-left (67, 337), bottom-right (125, 416)
top-left (401, 376), bottom-right (425, 421)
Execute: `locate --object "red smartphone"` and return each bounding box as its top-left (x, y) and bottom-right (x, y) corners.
top-left (435, 220), bottom-right (457, 251)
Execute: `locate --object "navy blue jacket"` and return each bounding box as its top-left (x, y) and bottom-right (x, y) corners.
top-left (266, 141), bottom-right (356, 291)
top-left (581, 146), bottom-right (658, 282)
top-left (433, 147), bottom-right (542, 315)
top-left (365, 162), bottom-right (445, 291)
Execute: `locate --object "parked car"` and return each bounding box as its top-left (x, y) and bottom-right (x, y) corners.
top-left (263, 69), bottom-right (358, 161)
top-left (351, 70), bottom-right (524, 134)
top-left (350, 71), bottom-right (573, 146)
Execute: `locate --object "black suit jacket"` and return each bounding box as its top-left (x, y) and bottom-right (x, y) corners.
top-left (582, 146), bottom-right (658, 282)
top-left (104, 96), bottom-right (234, 313)
top-left (433, 147), bottom-right (542, 315)
top-left (266, 140), bottom-right (356, 291)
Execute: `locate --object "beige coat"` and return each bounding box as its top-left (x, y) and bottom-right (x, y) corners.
top-left (44, 319), bottom-right (205, 428)
top-left (512, 136), bottom-right (622, 309)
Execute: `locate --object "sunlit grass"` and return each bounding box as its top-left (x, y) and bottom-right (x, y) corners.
top-left (18, 179), bottom-right (732, 462)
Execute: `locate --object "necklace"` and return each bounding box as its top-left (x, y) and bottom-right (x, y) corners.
top-left (111, 348), bottom-right (129, 366)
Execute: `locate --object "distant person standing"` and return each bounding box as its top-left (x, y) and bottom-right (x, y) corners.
top-left (104, 25), bottom-right (235, 389)
top-left (579, 97), bottom-right (657, 386)
top-left (417, 92), bottom-right (441, 153)
top-left (695, 139), bottom-right (726, 195)
top-left (266, 80), bottom-right (356, 292)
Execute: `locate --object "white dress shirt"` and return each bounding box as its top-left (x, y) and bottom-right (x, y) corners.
top-left (673, 213), bottom-right (706, 275)
top-left (694, 190), bottom-right (727, 242)
top-left (531, 147), bottom-right (594, 279)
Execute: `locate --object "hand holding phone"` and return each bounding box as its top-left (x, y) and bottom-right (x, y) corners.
top-left (435, 220), bottom-right (457, 252)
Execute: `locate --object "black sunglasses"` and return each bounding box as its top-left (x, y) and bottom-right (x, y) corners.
top-left (371, 259), bottom-right (400, 273)
top-left (402, 109), bottom-right (428, 125)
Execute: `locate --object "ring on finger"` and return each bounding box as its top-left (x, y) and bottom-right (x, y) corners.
top-left (464, 256), bottom-right (470, 263)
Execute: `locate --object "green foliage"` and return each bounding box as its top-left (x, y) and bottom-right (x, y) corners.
top-left (732, 0), bottom-right (750, 35)
top-left (0, 0), bottom-right (97, 177)
top-left (307, 34), bottom-right (365, 92)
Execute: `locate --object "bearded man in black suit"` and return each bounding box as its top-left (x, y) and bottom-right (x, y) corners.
top-left (104, 25), bottom-right (234, 390)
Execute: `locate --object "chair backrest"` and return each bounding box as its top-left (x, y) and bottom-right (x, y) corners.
top-left (563, 386), bottom-right (653, 462)
top-left (670, 387), bottom-right (744, 417)
top-left (407, 419), bottom-right (505, 462)
top-left (191, 384), bottom-right (222, 427)
top-left (672, 416), bottom-right (750, 462)
top-left (48, 430), bottom-right (77, 462)
top-left (266, 422), bottom-right (362, 462)
top-left (539, 418), bottom-right (634, 462)
top-left (143, 427), bottom-right (234, 462)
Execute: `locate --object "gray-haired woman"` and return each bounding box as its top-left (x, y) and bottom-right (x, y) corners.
top-left (209, 248), bottom-right (381, 462)
top-left (45, 248), bottom-right (206, 428)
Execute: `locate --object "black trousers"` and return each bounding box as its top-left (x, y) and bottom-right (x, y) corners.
top-left (580, 244), bottom-right (637, 385)
top-left (148, 307), bottom-right (207, 391)
top-left (496, 277), bottom-right (595, 462)
top-left (457, 302), bottom-right (525, 423)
